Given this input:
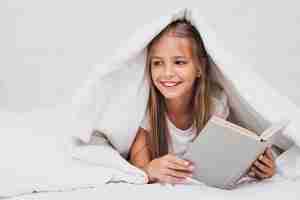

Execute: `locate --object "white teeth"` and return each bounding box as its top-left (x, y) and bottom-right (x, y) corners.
top-left (161, 82), bottom-right (179, 87)
top-left (164, 83), bottom-right (176, 86)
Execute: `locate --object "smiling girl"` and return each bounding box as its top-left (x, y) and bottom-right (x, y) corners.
top-left (128, 19), bottom-right (276, 184)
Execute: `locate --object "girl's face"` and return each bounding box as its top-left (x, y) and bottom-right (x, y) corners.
top-left (149, 33), bottom-right (200, 101)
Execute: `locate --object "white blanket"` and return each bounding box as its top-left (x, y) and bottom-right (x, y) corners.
top-left (0, 109), bottom-right (116, 198)
top-left (1, 6), bottom-right (300, 198)
top-left (70, 6), bottom-right (300, 181)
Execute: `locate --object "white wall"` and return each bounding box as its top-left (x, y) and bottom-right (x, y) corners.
top-left (0, 0), bottom-right (299, 111)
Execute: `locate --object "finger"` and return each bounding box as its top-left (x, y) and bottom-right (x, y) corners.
top-left (161, 175), bottom-right (186, 184)
top-left (167, 161), bottom-right (194, 172)
top-left (247, 170), bottom-right (256, 178)
top-left (253, 160), bottom-right (271, 174)
top-left (164, 168), bottom-right (192, 179)
top-left (258, 154), bottom-right (274, 169)
top-left (166, 154), bottom-right (190, 167)
top-left (184, 159), bottom-right (195, 165)
top-left (255, 162), bottom-right (275, 177)
top-left (265, 147), bottom-right (275, 160)
top-left (247, 166), bottom-right (259, 177)
top-left (251, 166), bottom-right (270, 179)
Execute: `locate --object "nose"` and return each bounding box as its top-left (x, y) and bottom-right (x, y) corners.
top-left (163, 63), bottom-right (175, 78)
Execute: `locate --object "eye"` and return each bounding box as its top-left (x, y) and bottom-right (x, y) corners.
top-left (152, 60), bottom-right (163, 66)
top-left (175, 60), bottom-right (187, 65)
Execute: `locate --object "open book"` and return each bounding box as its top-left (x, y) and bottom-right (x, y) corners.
top-left (182, 115), bottom-right (290, 189)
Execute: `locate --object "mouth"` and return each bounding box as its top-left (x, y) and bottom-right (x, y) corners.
top-left (160, 81), bottom-right (182, 88)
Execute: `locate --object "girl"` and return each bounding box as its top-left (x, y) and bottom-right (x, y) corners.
top-left (129, 19), bottom-right (276, 184)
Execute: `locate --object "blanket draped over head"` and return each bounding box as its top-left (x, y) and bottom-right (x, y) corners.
top-left (70, 7), bottom-right (299, 163)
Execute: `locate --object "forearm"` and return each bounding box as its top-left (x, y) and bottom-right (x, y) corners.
top-left (129, 146), bottom-right (155, 183)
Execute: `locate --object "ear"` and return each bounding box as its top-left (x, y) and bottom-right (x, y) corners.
top-left (196, 57), bottom-right (208, 77)
top-left (196, 70), bottom-right (202, 77)
top-left (196, 65), bottom-right (203, 77)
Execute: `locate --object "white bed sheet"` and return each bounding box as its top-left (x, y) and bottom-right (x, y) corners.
top-left (10, 177), bottom-right (299, 200)
top-left (1, 107), bottom-right (299, 199)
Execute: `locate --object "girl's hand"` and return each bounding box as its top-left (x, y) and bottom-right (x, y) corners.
top-left (143, 154), bottom-right (194, 184)
top-left (247, 147), bottom-right (276, 179)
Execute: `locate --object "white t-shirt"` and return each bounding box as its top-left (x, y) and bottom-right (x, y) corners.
top-left (139, 86), bottom-right (230, 157)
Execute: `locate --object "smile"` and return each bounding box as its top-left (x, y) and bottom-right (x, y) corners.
top-left (160, 81), bottom-right (182, 87)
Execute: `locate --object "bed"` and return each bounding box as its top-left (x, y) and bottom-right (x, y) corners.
top-left (0, 107), bottom-right (298, 199)
top-left (1, 7), bottom-right (300, 199)
top-left (9, 178), bottom-right (299, 200)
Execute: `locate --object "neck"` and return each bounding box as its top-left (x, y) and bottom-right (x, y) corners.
top-left (165, 96), bottom-right (192, 118)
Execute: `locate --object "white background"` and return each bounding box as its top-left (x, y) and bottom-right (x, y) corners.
top-left (0, 0), bottom-right (299, 112)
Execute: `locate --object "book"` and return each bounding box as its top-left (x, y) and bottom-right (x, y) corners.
top-left (182, 115), bottom-right (290, 189)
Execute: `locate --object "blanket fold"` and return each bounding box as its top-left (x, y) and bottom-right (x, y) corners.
top-left (69, 7), bottom-right (300, 184)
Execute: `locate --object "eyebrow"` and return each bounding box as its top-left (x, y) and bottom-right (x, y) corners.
top-left (150, 56), bottom-right (189, 59)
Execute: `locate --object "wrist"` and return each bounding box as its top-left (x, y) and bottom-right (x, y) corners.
top-left (142, 164), bottom-right (156, 183)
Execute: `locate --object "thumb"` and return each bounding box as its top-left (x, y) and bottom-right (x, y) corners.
top-left (265, 147), bottom-right (274, 160)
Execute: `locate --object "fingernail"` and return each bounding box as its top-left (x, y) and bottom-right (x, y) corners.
top-left (189, 165), bottom-right (194, 170)
top-left (185, 161), bottom-right (189, 165)
top-left (259, 155), bottom-right (263, 160)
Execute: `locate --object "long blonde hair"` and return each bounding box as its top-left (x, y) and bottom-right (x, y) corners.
top-left (144, 18), bottom-right (213, 159)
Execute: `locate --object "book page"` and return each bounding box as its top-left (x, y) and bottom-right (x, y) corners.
top-left (211, 115), bottom-right (259, 140)
top-left (260, 120), bottom-right (290, 141)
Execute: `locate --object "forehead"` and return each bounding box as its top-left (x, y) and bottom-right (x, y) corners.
top-left (150, 34), bottom-right (194, 59)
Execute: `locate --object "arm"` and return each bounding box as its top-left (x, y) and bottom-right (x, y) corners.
top-left (129, 127), bottom-right (151, 170)
top-left (129, 127), bottom-right (193, 184)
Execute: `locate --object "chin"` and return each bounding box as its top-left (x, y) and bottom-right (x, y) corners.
top-left (159, 91), bottom-right (185, 100)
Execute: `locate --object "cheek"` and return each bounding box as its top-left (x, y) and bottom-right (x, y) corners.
top-left (178, 67), bottom-right (198, 81)
top-left (150, 68), bottom-right (161, 81)
top-left (150, 69), bottom-right (159, 87)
